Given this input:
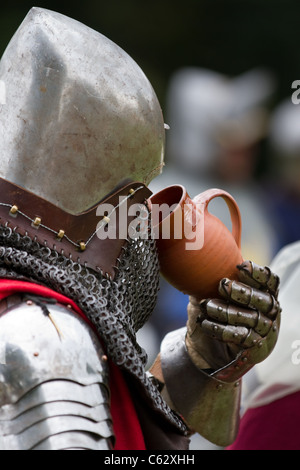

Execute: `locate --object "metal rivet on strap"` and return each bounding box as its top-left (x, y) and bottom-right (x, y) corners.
top-left (9, 205), bottom-right (18, 216)
top-left (32, 217), bottom-right (42, 228)
top-left (57, 229), bottom-right (65, 240)
top-left (79, 241), bottom-right (86, 251)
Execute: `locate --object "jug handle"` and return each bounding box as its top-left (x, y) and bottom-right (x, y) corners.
top-left (193, 188), bottom-right (242, 249)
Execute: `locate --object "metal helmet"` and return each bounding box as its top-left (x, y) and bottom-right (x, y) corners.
top-left (0, 7), bottom-right (165, 214)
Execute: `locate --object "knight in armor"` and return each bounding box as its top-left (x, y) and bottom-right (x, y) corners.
top-left (0, 8), bottom-right (281, 450)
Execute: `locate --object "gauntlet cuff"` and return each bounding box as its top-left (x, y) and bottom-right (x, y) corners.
top-left (160, 328), bottom-right (241, 447)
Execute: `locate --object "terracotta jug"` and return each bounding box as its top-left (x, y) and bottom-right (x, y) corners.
top-left (149, 185), bottom-right (243, 299)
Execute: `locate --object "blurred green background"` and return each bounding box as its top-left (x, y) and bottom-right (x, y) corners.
top-left (0, 0), bottom-right (299, 109)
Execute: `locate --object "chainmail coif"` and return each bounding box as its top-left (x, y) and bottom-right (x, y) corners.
top-left (0, 223), bottom-right (187, 434)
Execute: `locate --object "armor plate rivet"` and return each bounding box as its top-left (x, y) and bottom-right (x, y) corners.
top-left (129, 188), bottom-right (135, 196)
top-left (103, 215), bottom-right (110, 224)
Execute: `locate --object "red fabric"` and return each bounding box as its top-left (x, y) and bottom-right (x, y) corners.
top-left (109, 360), bottom-right (146, 450)
top-left (0, 279), bottom-right (146, 450)
top-left (227, 390), bottom-right (300, 450)
top-left (0, 278), bottom-right (86, 318)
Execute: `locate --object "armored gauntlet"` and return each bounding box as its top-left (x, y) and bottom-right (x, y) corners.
top-left (186, 260), bottom-right (280, 376)
top-left (160, 261), bottom-right (281, 446)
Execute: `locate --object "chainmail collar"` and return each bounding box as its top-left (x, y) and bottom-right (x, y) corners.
top-left (0, 223), bottom-right (187, 434)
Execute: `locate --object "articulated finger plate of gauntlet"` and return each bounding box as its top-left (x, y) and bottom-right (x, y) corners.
top-left (219, 278), bottom-right (280, 318)
top-left (237, 260), bottom-right (280, 295)
top-left (199, 297), bottom-right (274, 343)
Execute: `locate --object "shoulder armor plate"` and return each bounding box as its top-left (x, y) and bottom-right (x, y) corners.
top-left (0, 298), bottom-right (114, 450)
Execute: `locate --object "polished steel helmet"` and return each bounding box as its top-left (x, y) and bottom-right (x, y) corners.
top-left (0, 8), bottom-right (165, 214)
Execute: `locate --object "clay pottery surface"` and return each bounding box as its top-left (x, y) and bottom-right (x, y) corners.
top-left (149, 185), bottom-right (243, 299)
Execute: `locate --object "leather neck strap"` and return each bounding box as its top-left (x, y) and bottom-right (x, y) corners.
top-left (0, 177), bottom-right (151, 279)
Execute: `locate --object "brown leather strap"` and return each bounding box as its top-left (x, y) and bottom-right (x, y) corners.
top-left (0, 177), bottom-right (152, 279)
